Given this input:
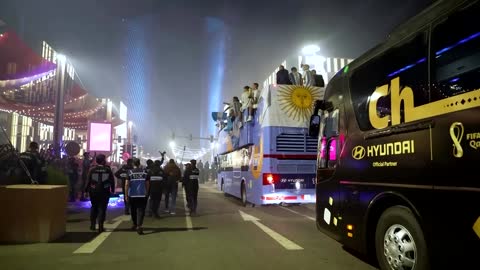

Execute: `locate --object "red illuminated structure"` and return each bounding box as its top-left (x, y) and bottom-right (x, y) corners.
top-left (0, 30), bottom-right (124, 154)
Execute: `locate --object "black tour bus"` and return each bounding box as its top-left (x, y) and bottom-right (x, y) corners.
top-left (309, 0), bottom-right (479, 269)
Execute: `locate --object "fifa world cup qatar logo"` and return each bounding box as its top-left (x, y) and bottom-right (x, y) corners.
top-left (449, 122), bottom-right (464, 158)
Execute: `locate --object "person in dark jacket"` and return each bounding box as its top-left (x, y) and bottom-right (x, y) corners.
top-left (148, 160), bottom-right (165, 218)
top-left (276, 65), bottom-right (291, 85)
top-left (311, 69), bottom-right (325, 87)
top-left (81, 152), bottom-right (96, 201)
top-left (86, 154), bottom-right (115, 233)
top-left (183, 160), bottom-right (200, 215)
top-left (19, 141), bottom-right (46, 184)
top-left (164, 159), bottom-right (182, 215)
top-left (183, 163), bottom-right (192, 208)
top-left (114, 158), bottom-right (133, 214)
top-left (67, 157), bottom-right (79, 202)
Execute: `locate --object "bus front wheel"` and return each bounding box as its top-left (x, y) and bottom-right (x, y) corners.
top-left (375, 206), bottom-right (429, 270)
top-left (241, 182), bottom-right (247, 207)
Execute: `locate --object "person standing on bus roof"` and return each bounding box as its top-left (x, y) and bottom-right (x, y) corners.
top-left (251, 82), bottom-right (260, 115)
top-left (241, 86), bottom-right (254, 122)
top-left (184, 160), bottom-right (200, 215)
top-left (289, 67), bottom-right (303, 86)
top-left (86, 154), bottom-right (115, 233)
top-left (311, 69), bottom-right (325, 87)
top-left (302, 64), bottom-right (314, 87)
top-left (125, 158), bottom-right (150, 235)
top-left (276, 65), bottom-right (291, 85)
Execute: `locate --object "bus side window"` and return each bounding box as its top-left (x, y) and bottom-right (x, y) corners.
top-left (431, 2), bottom-right (480, 101)
top-left (350, 30), bottom-right (428, 130)
top-left (318, 109), bottom-right (340, 169)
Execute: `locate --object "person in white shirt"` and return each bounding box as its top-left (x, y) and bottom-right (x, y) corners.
top-left (302, 64), bottom-right (314, 87)
top-left (241, 86), bottom-right (253, 122)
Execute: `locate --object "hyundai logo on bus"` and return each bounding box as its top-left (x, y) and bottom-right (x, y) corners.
top-left (351, 140), bottom-right (415, 160)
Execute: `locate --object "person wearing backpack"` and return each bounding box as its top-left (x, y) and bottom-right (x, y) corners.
top-left (148, 160), bottom-right (165, 218)
top-left (164, 159), bottom-right (182, 215)
top-left (86, 154), bottom-right (115, 233)
top-left (125, 158), bottom-right (150, 235)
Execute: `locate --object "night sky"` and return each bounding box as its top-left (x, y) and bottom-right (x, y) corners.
top-left (0, 0), bottom-right (432, 153)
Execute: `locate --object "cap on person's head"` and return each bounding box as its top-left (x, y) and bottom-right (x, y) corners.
top-left (29, 141), bottom-right (39, 150)
top-left (291, 67), bottom-right (297, 71)
top-left (96, 154), bottom-right (106, 165)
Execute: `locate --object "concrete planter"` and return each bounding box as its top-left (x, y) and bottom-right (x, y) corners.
top-left (0, 185), bottom-right (68, 244)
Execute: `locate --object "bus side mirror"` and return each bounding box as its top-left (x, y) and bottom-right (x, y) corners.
top-left (309, 115), bottom-right (321, 137)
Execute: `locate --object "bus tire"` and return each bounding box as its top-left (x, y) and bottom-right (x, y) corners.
top-left (240, 182), bottom-right (247, 207)
top-left (375, 206), bottom-right (429, 270)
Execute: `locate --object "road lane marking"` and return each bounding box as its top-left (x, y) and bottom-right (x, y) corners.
top-left (280, 206), bottom-right (316, 221)
top-left (73, 215), bottom-right (128, 254)
top-left (182, 188), bottom-right (193, 231)
top-left (201, 184), bottom-right (222, 193)
top-left (239, 210), bottom-right (303, 250)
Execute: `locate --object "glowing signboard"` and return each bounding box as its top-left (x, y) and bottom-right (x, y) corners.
top-left (87, 122), bottom-right (112, 152)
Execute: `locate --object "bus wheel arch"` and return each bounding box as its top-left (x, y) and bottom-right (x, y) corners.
top-left (365, 193), bottom-right (423, 263)
top-left (374, 205), bottom-right (429, 270)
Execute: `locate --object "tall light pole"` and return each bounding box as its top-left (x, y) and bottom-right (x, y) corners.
top-left (127, 121), bottom-right (133, 145)
top-left (53, 54), bottom-right (67, 158)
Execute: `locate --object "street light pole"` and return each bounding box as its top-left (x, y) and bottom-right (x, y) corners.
top-left (127, 121), bottom-right (133, 145)
top-left (53, 54), bottom-right (67, 158)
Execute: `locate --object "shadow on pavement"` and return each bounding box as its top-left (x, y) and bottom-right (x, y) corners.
top-left (342, 246), bottom-right (378, 269)
top-left (51, 232), bottom-right (98, 243)
top-left (67, 218), bottom-right (89, 223)
top-left (114, 227), bottom-right (208, 235)
top-left (67, 209), bottom-right (83, 215)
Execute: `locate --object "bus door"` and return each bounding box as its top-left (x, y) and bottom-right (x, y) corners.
top-left (232, 164), bottom-right (242, 197)
top-left (312, 107), bottom-right (344, 239)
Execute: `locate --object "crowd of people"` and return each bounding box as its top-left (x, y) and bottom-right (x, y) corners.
top-left (218, 64), bottom-right (325, 148)
top-left (11, 140), bottom-right (217, 235)
top-left (276, 64), bottom-right (325, 87)
top-left (85, 153), bottom-right (204, 235)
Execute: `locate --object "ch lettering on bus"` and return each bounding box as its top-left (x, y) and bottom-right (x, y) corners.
top-left (369, 77), bottom-right (480, 129)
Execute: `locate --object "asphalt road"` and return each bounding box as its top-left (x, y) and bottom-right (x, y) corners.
top-left (0, 184), bottom-right (377, 270)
